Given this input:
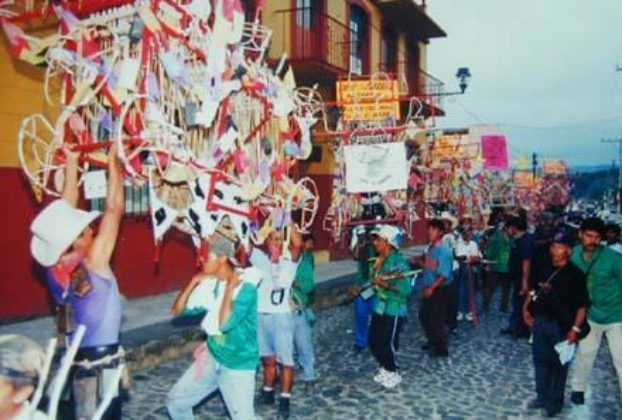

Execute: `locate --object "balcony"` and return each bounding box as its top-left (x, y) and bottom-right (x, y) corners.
top-left (378, 62), bottom-right (445, 117)
top-left (373, 0), bottom-right (446, 40)
top-left (274, 7), bottom-right (353, 77)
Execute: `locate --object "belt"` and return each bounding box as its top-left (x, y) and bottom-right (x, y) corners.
top-left (74, 344), bottom-right (124, 369)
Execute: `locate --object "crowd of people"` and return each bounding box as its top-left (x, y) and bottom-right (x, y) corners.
top-left (1, 147), bottom-right (621, 419)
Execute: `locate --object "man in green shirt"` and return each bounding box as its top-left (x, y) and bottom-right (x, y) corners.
top-left (368, 225), bottom-right (412, 389)
top-left (167, 231), bottom-right (260, 420)
top-left (483, 221), bottom-right (512, 312)
top-left (569, 217), bottom-right (622, 406)
top-left (292, 235), bottom-right (317, 390)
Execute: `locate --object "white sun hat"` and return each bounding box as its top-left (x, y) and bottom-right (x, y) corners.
top-left (371, 224), bottom-right (404, 250)
top-left (30, 199), bottom-right (101, 267)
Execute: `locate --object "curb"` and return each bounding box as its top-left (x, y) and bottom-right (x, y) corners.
top-left (123, 273), bottom-right (356, 372)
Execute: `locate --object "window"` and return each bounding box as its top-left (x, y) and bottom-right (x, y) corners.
top-left (349, 5), bottom-right (369, 75)
top-left (381, 26), bottom-right (397, 73)
top-left (296, 0), bottom-right (319, 29)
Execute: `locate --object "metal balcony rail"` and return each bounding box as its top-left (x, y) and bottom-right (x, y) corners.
top-left (275, 7), bottom-right (361, 74)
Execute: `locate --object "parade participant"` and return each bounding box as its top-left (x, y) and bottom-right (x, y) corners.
top-left (604, 222), bottom-right (622, 254)
top-left (167, 229), bottom-right (260, 420)
top-left (570, 217), bottom-right (622, 405)
top-left (440, 212), bottom-right (459, 334)
top-left (368, 225), bottom-right (411, 388)
top-left (30, 145), bottom-right (125, 419)
top-left (501, 216), bottom-right (533, 339)
top-left (455, 228), bottom-right (482, 322)
top-left (483, 219), bottom-right (512, 313)
top-left (292, 234), bottom-right (317, 390)
top-left (349, 226), bottom-right (376, 353)
top-left (420, 219), bottom-right (454, 357)
top-left (0, 335), bottom-right (46, 420)
top-left (522, 232), bottom-right (588, 418)
top-left (252, 228), bottom-right (303, 419)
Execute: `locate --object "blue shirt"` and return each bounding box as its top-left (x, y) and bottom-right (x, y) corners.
top-left (422, 242), bottom-right (454, 287)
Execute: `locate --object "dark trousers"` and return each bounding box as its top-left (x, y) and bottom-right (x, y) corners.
top-left (508, 277), bottom-right (529, 336)
top-left (532, 316), bottom-right (568, 414)
top-left (483, 271), bottom-right (511, 312)
top-left (71, 345), bottom-right (123, 420)
top-left (420, 286), bottom-right (450, 353)
top-left (369, 313), bottom-right (405, 372)
top-left (445, 277), bottom-right (458, 331)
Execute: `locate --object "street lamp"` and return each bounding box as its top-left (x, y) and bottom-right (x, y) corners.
top-left (456, 67), bottom-right (471, 94)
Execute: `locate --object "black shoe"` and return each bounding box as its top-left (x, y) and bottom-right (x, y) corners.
top-left (278, 397), bottom-right (290, 419)
top-left (527, 399), bottom-right (544, 409)
top-left (541, 407), bottom-right (560, 418)
top-left (430, 349), bottom-right (449, 358)
top-left (570, 391), bottom-right (584, 405)
top-left (420, 342), bottom-right (431, 351)
top-left (303, 381), bottom-right (316, 394)
top-left (258, 388), bottom-right (275, 405)
top-left (353, 345), bottom-right (364, 353)
top-left (500, 328), bottom-right (514, 335)
top-left (513, 331), bottom-right (530, 339)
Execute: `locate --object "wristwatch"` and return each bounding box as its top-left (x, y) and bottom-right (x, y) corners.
top-left (571, 325), bottom-right (581, 333)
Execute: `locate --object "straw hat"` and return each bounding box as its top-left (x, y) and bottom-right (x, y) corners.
top-left (30, 199), bottom-right (101, 267)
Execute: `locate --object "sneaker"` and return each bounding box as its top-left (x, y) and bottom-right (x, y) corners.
top-left (257, 388), bottom-right (275, 405)
top-left (278, 397), bottom-right (290, 419)
top-left (465, 312), bottom-right (474, 322)
top-left (380, 371), bottom-right (402, 389)
top-left (373, 367), bottom-right (390, 383)
top-left (570, 391), bottom-right (584, 405)
top-left (456, 312), bottom-right (464, 321)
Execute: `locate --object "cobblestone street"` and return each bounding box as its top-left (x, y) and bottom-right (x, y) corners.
top-left (123, 300), bottom-right (621, 419)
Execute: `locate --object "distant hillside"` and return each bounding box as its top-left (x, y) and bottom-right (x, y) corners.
top-left (569, 164), bottom-right (614, 174)
top-left (571, 168), bottom-right (618, 199)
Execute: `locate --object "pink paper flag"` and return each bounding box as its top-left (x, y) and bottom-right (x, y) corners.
top-left (481, 135), bottom-right (508, 170)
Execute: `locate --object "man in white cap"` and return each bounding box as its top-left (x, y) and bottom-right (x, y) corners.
top-left (29, 145), bottom-right (125, 419)
top-left (368, 225), bottom-right (411, 388)
top-left (167, 227), bottom-right (261, 420)
top-left (0, 335), bottom-right (47, 419)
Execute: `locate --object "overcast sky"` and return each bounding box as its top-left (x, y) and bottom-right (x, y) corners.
top-left (425, 0), bottom-right (622, 167)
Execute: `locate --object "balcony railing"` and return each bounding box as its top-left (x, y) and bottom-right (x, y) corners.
top-left (274, 7), bottom-right (353, 74)
top-left (378, 62), bottom-right (445, 112)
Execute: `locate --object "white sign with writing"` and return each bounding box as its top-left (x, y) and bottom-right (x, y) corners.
top-left (344, 142), bottom-right (408, 193)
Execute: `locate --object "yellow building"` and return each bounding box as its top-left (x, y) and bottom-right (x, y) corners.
top-left (0, 0), bottom-right (447, 316)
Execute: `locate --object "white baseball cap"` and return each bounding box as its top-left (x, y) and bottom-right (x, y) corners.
top-left (371, 224), bottom-right (404, 249)
top-left (30, 199), bottom-right (101, 267)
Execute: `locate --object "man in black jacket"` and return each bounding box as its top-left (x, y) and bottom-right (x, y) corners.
top-left (522, 231), bottom-right (589, 417)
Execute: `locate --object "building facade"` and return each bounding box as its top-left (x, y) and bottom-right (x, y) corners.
top-left (0, 0), bottom-right (446, 317)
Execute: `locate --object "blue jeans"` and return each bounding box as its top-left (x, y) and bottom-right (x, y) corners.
top-left (293, 310), bottom-right (316, 381)
top-left (166, 346), bottom-right (256, 420)
top-left (457, 263), bottom-right (473, 314)
top-left (532, 316), bottom-right (568, 414)
top-left (354, 295), bottom-right (375, 348)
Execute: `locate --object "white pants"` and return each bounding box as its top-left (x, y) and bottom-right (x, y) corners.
top-left (571, 320), bottom-right (622, 400)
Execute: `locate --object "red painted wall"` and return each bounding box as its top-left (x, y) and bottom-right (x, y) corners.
top-left (1, 168), bottom-right (428, 318)
top-left (0, 167), bottom-right (198, 318)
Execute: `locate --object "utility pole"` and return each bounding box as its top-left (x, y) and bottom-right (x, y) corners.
top-left (602, 138), bottom-right (622, 213)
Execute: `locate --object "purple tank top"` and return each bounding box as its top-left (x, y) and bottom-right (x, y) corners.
top-left (46, 267), bottom-right (122, 348)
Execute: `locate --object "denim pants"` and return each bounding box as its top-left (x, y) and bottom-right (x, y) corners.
top-left (532, 316), bottom-right (568, 413)
top-left (457, 263), bottom-right (473, 315)
top-left (293, 310), bottom-right (316, 381)
top-left (354, 295), bottom-right (375, 348)
top-left (166, 347), bottom-right (256, 420)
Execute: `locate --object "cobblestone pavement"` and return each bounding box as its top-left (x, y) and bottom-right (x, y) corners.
top-left (124, 300), bottom-right (621, 419)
